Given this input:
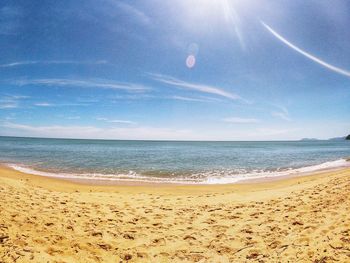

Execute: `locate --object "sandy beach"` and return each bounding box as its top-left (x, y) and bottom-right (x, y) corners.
top-left (1, 166), bottom-right (350, 262)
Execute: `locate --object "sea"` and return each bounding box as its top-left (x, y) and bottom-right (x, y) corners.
top-left (0, 136), bottom-right (349, 184)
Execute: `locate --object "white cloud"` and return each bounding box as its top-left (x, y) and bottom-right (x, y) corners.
top-left (223, 117), bottom-right (260, 124)
top-left (150, 73), bottom-right (245, 101)
top-left (261, 21), bottom-right (350, 78)
top-left (1, 122), bottom-right (193, 140)
top-left (11, 78), bottom-right (150, 92)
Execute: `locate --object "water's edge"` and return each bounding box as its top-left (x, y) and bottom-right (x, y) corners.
top-left (4, 158), bottom-right (350, 185)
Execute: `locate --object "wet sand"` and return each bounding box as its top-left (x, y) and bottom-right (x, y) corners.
top-left (1, 166), bottom-right (350, 262)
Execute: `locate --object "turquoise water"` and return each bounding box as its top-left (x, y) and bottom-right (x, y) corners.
top-left (0, 136), bottom-right (349, 184)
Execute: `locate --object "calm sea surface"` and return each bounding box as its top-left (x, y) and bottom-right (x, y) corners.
top-left (0, 136), bottom-right (349, 184)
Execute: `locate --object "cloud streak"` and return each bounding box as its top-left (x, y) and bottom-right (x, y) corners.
top-left (261, 21), bottom-right (350, 78)
top-left (0, 94), bottom-right (29, 109)
top-left (34, 102), bottom-right (54, 107)
top-left (116, 2), bottom-right (151, 26)
top-left (1, 122), bottom-right (193, 140)
top-left (0, 6), bottom-right (22, 35)
top-left (96, 117), bottom-right (137, 125)
top-left (271, 105), bottom-right (291, 121)
top-left (0, 103), bottom-right (18, 109)
top-left (150, 73), bottom-right (244, 101)
top-left (0, 60), bottom-right (108, 68)
top-left (223, 117), bottom-right (260, 124)
top-left (11, 78), bottom-right (150, 92)
top-left (170, 95), bottom-right (221, 103)
top-left (271, 111), bottom-right (291, 121)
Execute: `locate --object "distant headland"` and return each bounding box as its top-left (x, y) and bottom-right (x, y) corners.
top-left (301, 135), bottom-right (350, 141)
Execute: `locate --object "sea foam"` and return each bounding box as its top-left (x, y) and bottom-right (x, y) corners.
top-left (6, 158), bottom-right (350, 185)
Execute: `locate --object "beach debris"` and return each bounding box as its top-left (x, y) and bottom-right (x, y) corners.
top-left (123, 253), bottom-right (132, 260)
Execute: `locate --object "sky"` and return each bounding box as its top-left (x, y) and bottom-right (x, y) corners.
top-left (0, 0), bottom-right (349, 140)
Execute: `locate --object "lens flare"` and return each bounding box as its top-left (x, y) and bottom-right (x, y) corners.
top-left (186, 55), bottom-right (196, 68)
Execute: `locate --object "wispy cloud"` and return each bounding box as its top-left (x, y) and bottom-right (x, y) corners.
top-left (271, 112), bottom-right (291, 121)
top-left (11, 78), bottom-right (150, 92)
top-left (34, 102), bottom-right (54, 107)
top-left (170, 95), bottom-right (221, 103)
top-left (150, 73), bottom-right (245, 101)
top-left (116, 2), bottom-right (151, 26)
top-left (66, 116), bottom-right (80, 120)
top-left (223, 117), bottom-right (260, 124)
top-left (0, 102), bottom-right (18, 109)
top-left (0, 60), bottom-right (108, 68)
top-left (96, 117), bottom-right (137, 125)
top-left (271, 105), bottom-right (291, 121)
top-left (1, 122), bottom-right (193, 140)
top-left (0, 94), bottom-right (29, 109)
top-left (261, 21), bottom-right (350, 78)
top-left (0, 6), bottom-right (22, 35)
top-left (33, 102), bottom-right (90, 108)
top-left (256, 127), bottom-right (298, 136)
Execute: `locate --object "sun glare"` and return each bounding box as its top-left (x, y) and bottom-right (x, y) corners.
top-left (182, 0), bottom-right (245, 49)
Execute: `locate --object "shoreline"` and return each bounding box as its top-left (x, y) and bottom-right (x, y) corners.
top-left (0, 163), bottom-right (349, 191)
top-left (2, 157), bottom-right (350, 186)
top-left (1, 165), bottom-right (350, 262)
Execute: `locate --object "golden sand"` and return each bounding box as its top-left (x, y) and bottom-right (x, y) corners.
top-left (1, 166), bottom-right (350, 262)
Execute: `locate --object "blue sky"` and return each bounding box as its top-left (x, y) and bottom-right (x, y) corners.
top-left (0, 0), bottom-right (349, 140)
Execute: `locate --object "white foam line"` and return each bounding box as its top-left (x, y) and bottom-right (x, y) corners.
top-left (202, 158), bottom-right (350, 184)
top-left (6, 158), bottom-right (350, 185)
top-left (6, 164), bottom-right (198, 184)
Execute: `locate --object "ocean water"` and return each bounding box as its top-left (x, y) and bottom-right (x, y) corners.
top-left (0, 136), bottom-right (349, 184)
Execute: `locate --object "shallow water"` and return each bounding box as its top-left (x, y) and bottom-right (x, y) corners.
top-left (1, 136), bottom-right (349, 184)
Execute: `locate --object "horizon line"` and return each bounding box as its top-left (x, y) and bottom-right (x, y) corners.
top-left (0, 135), bottom-right (345, 142)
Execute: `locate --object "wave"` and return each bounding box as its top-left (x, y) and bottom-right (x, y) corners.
top-left (5, 158), bottom-right (350, 185)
